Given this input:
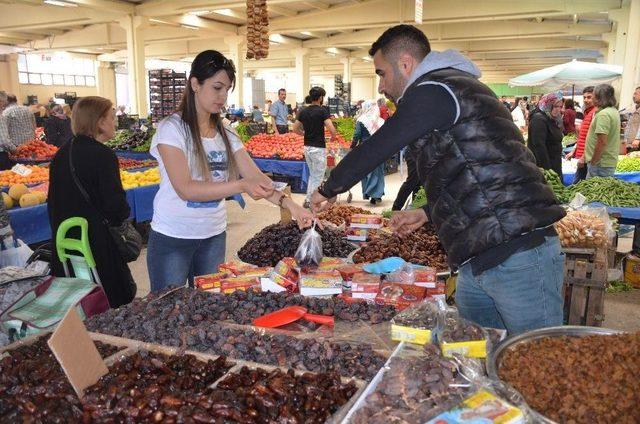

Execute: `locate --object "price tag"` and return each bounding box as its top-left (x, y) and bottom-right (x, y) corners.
top-left (140, 124), bottom-right (149, 132)
top-left (272, 182), bottom-right (288, 191)
top-left (11, 164), bottom-right (32, 177)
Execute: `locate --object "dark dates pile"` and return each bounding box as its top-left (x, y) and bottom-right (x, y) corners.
top-left (353, 225), bottom-right (448, 270)
top-left (83, 351), bottom-right (233, 422)
top-left (238, 221), bottom-right (356, 266)
top-left (0, 336), bottom-right (123, 421)
top-left (440, 311), bottom-right (485, 343)
top-left (351, 344), bottom-right (470, 424)
top-left (499, 333), bottom-right (640, 424)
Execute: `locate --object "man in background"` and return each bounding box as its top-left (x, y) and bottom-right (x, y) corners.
top-left (583, 84), bottom-right (620, 179)
top-left (2, 94), bottom-right (35, 146)
top-left (624, 87), bottom-right (640, 151)
top-left (566, 86), bottom-right (595, 184)
top-left (501, 95), bottom-right (511, 110)
top-left (270, 88), bottom-right (289, 134)
top-left (0, 91), bottom-right (17, 170)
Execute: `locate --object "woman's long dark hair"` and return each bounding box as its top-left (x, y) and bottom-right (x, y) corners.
top-left (178, 50), bottom-right (237, 181)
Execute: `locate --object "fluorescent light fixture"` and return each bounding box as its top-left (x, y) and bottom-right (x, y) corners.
top-left (326, 47), bottom-right (339, 54)
top-left (181, 24), bottom-right (199, 30)
top-left (269, 34), bottom-right (286, 43)
top-left (213, 8), bottom-right (235, 17)
top-left (149, 18), bottom-right (170, 24)
top-left (300, 31), bottom-right (312, 36)
top-left (44, 0), bottom-right (78, 7)
top-left (188, 10), bottom-right (211, 16)
top-left (362, 56), bottom-right (372, 62)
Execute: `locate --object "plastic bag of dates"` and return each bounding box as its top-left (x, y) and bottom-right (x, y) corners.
top-left (436, 307), bottom-right (489, 359)
top-left (390, 300), bottom-right (439, 345)
top-left (295, 221), bottom-right (323, 267)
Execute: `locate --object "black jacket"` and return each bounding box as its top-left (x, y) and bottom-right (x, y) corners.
top-left (44, 116), bottom-right (74, 147)
top-left (48, 135), bottom-right (135, 308)
top-left (527, 109), bottom-right (563, 178)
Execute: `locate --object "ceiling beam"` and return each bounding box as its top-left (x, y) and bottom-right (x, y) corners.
top-left (136, 0), bottom-right (305, 17)
top-left (66, 0), bottom-right (134, 14)
top-left (160, 15), bottom-right (238, 34)
top-left (302, 1), bottom-right (329, 10)
top-left (268, 5), bottom-right (298, 18)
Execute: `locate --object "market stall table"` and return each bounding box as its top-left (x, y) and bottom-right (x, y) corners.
top-left (252, 158), bottom-right (309, 192)
top-left (562, 171), bottom-right (640, 185)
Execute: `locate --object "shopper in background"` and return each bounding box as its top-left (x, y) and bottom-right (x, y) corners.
top-left (511, 99), bottom-right (527, 132)
top-left (584, 84), bottom-right (621, 179)
top-left (147, 50), bottom-right (313, 292)
top-left (270, 88), bottom-right (289, 134)
top-left (34, 105), bottom-right (49, 128)
top-left (0, 91), bottom-right (17, 170)
top-left (501, 95), bottom-right (511, 110)
top-left (377, 98), bottom-right (390, 120)
top-left (563, 98), bottom-right (577, 135)
top-left (352, 100), bottom-right (386, 204)
top-left (62, 104), bottom-right (72, 118)
top-left (48, 96), bottom-right (136, 308)
top-left (566, 86), bottom-right (595, 183)
top-left (251, 105), bottom-right (264, 122)
top-left (527, 92), bottom-right (564, 178)
top-left (624, 86), bottom-right (640, 150)
top-left (44, 104), bottom-right (73, 147)
top-left (293, 86), bottom-right (337, 209)
top-left (2, 94), bottom-right (35, 146)
top-left (311, 24), bottom-right (565, 335)
top-left (115, 105), bottom-right (127, 117)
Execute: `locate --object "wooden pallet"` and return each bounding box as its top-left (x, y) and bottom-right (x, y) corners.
top-left (563, 247), bottom-right (607, 326)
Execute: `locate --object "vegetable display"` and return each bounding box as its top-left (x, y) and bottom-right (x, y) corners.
top-left (0, 166), bottom-right (48, 186)
top-left (106, 128), bottom-right (155, 151)
top-left (10, 140), bottom-right (57, 161)
top-left (541, 168), bottom-right (567, 203)
top-left (333, 117), bottom-right (356, 141)
top-left (616, 156), bottom-right (640, 172)
top-left (565, 177), bottom-right (640, 207)
top-left (235, 122), bottom-right (251, 143)
top-left (245, 133), bottom-right (350, 160)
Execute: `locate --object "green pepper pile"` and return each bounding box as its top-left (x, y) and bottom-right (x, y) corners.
top-left (542, 169), bottom-right (567, 203)
top-left (236, 123), bottom-right (251, 143)
top-left (616, 156), bottom-right (640, 173)
top-left (565, 177), bottom-right (640, 207)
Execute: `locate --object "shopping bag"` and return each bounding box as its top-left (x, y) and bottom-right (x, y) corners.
top-left (0, 276), bottom-right (109, 342)
top-left (0, 238), bottom-right (33, 268)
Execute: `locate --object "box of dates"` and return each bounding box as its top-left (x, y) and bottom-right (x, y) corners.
top-left (351, 272), bottom-right (381, 299)
top-left (219, 276), bottom-right (261, 294)
top-left (413, 268), bottom-right (437, 288)
top-left (195, 271), bottom-right (230, 292)
top-left (349, 214), bottom-right (383, 229)
top-left (346, 227), bottom-right (369, 242)
top-left (218, 261), bottom-right (257, 276)
top-left (336, 264), bottom-right (364, 290)
top-left (234, 267), bottom-right (271, 279)
top-left (299, 270), bottom-right (343, 296)
top-left (274, 257), bottom-right (299, 283)
top-left (317, 257), bottom-right (346, 270)
top-left (261, 270), bottom-right (297, 293)
top-left (375, 283), bottom-right (426, 310)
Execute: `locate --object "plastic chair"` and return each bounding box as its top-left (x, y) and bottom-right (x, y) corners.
top-left (55, 217), bottom-right (102, 285)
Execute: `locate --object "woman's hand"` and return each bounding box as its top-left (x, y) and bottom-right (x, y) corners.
top-left (241, 178), bottom-right (274, 200)
top-left (285, 199), bottom-right (315, 229)
top-left (390, 209), bottom-right (428, 237)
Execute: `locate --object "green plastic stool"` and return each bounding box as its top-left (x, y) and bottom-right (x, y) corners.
top-left (55, 217), bottom-right (102, 285)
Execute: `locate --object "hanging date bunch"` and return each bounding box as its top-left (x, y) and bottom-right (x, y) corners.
top-left (246, 0), bottom-right (269, 59)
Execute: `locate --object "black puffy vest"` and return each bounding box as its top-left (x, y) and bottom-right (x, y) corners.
top-left (404, 69), bottom-right (566, 269)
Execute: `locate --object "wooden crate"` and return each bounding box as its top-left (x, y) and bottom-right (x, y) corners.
top-left (563, 247), bottom-right (607, 327)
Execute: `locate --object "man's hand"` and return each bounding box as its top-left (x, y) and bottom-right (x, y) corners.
top-left (310, 189), bottom-right (336, 213)
top-left (633, 139), bottom-right (640, 149)
top-left (390, 209), bottom-right (428, 237)
top-left (576, 156), bottom-right (586, 168)
top-left (565, 150), bottom-right (574, 160)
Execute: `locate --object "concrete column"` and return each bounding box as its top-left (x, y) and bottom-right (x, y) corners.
top-left (96, 62), bottom-right (117, 105)
top-left (341, 57), bottom-right (354, 85)
top-left (294, 48), bottom-right (309, 103)
top-left (619, 1), bottom-right (640, 107)
top-left (119, 15), bottom-right (148, 116)
top-left (609, 6), bottom-right (629, 67)
top-left (224, 35), bottom-right (244, 108)
top-left (0, 54), bottom-right (20, 99)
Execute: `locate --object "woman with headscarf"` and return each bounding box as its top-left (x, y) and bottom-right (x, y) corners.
top-left (352, 101), bottom-right (386, 204)
top-left (44, 104), bottom-right (73, 147)
top-left (528, 92), bottom-right (564, 178)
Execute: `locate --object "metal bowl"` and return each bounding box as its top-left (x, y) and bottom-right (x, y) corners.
top-left (487, 325), bottom-right (624, 424)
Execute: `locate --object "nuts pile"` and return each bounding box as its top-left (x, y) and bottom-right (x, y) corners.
top-left (0, 337), bottom-right (122, 421)
top-left (555, 210), bottom-right (609, 248)
top-left (351, 344), bottom-right (469, 423)
top-left (498, 333), bottom-right (640, 423)
top-left (238, 221), bottom-right (357, 266)
top-left (318, 205), bottom-right (371, 226)
top-left (353, 225), bottom-right (448, 270)
top-left (246, 0), bottom-right (269, 59)
top-left (83, 351), bottom-right (233, 421)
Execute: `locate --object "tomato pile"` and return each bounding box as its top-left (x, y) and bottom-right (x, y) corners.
top-left (117, 158), bottom-right (158, 170)
top-left (11, 140), bottom-right (58, 160)
top-left (246, 132), bottom-right (351, 160)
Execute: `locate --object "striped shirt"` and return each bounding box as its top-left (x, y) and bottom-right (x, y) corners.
top-left (2, 104), bottom-right (35, 146)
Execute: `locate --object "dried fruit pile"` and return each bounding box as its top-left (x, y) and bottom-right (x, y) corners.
top-left (353, 225), bottom-right (448, 270)
top-left (86, 289), bottom-right (389, 380)
top-left (83, 351), bottom-right (232, 422)
top-left (318, 204), bottom-right (372, 226)
top-left (498, 333), bottom-right (640, 423)
top-left (117, 157), bottom-right (157, 170)
top-left (246, 0), bottom-right (269, 60)
top-left (0, 337), bottom-right (122, 421)
top-left (238, 221), bottom-right (357, 266)
top-left (351, 344), bottom-right (470, 423)
top-left (440, 310), bottom-right (485, 343)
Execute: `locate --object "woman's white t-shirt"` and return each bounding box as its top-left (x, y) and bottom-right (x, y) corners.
top-left (150, 113), bottom-right (243, 239)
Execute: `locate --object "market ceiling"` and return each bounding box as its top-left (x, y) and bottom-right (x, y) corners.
top-left (0, 0), bottom-right (623, 82)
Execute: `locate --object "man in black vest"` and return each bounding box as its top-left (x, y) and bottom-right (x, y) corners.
top-left (311, 25), bottom-right (566, 335)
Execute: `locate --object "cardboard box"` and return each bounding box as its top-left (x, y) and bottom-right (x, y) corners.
top-left (414, 268), bottom-right (437, 288)
top-left (235, 267), bottom-right (271, 278)
top-left (317, 257), bottom-right (346, 270)
top-left (425, 281), bottom-right (446, 301)
top-left (349, 214), bottom-right (383, 229)
top-left (299, 269), bottom-right (343, 296)
top-left (375, 283), bottom-right (426, 310)
top-left (274, 257), bottom-right (299, 283)
top-left (195, 271), bottom-right (230, 291)
top-left (218, 261), bottom-right (257, 276)
top-left (219, 276), bottom-right (261, 294)
top-left (351, 272), bottom-right (380, 297)
top-left (346, 227), bottom-right (368, 242)
top-left (262, 270), bottom-right (297, 292)
top-left (426, 390), bottom-right (524, 424)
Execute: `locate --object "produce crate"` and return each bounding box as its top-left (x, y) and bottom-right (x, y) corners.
top-left (562, 247), bottom-right (607, 326)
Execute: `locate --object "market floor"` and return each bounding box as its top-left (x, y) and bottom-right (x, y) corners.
top-left (128, 172), bottom-right (640, 333)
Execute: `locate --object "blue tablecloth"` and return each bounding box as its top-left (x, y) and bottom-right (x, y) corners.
top-left (586, 202), bottom-right (640, 224)
top-left (131, 184), bottom-right (158, 222)
top-left (252, 158), bottom-right (309, 192)
top-left (563, 171), bottom-right (640, 185)
top-left (115, 150), bottom-right (154, 161)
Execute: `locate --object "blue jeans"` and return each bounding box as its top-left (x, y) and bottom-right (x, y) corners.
top-left (587, 164), bottom-right (615, 179)
top-left (147, 229), bottom-right (226, 292)
top-left (456, 235), bottom-right (564, 335)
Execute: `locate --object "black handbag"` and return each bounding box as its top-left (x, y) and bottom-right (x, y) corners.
top-left (68, 141), bottom-right (142, 262)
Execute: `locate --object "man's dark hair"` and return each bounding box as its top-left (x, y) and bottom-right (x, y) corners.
top-left (635, 86), bottom-right (640, 91)
top-left (564, 98), bottom-right (575, 109)
top-left (309, 87), bottom-right (326, 102)
top-left (368, 24), bottom-right (430, 61)
top-left (594, 84), bottom-right (617, 109)
top-left (523, 96), bottom-right (529, 101)
top-left (7, 94), bottom-right (17, 104)
top-left (304, 95), bottom-right (311, 104)
top-left (278, 88), bottom-right (286, 95)
top-left (582, 86), bottom-right (594, 94)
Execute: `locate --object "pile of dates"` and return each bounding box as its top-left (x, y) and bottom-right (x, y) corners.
top-left (353, 225), bottom-right (448, 270)
top-left (88, 297), bottom-right (387, 380)
top-left (0, 336), bottom-right (122, 421)
top-left (351, 344), bottom-right (470, 424)
top-left (499, 333), bottom-right (640, 424)
top-left (318, 205), bottom-right (371, 226)
top-left (238, 221), bottom-right (356, 266)
top-left (83, 351), bottom-right (233, 422)
top-left (440, 310), bottom-right (486, 343)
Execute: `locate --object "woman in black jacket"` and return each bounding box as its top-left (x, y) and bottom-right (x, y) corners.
top-left (528, 92), bottom-right (564, 178)
top-left (44, 104), bottom-right (74, 147)
top-left (48, 96), bottom-right (136, 308)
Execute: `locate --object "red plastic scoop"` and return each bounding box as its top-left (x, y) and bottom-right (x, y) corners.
top-left (253, 306), bottom-right (334, 328)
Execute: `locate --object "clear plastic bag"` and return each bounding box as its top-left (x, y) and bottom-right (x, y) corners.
top-left (385, 262), bottom-right (415, 284)
top-left (435, 305), bottom-right (490, 359)
top-left (556, 193), bottom-right (615, 248)
top-left (0, 237), bottom-right (33, 268)
top-left (294, 221), bottom-right (323, 267)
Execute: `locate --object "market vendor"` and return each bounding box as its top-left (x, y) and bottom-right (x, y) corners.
top-left (311, 25), bottom-right (566, 335)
